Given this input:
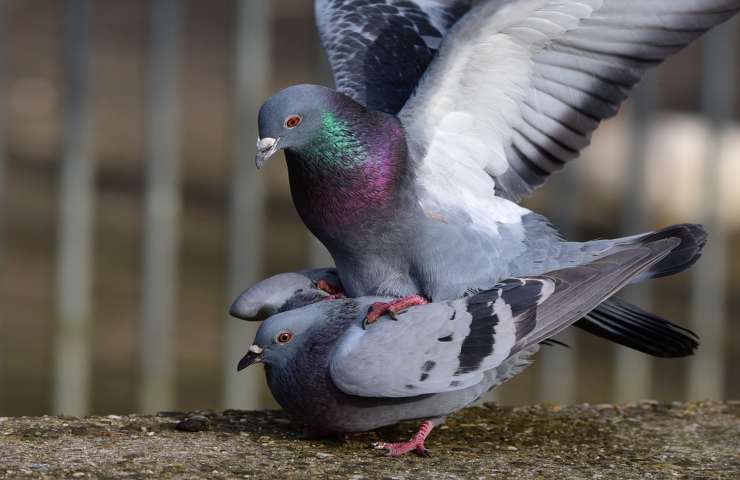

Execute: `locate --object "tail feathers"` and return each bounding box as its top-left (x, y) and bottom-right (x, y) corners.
top-left (575, 296), bottom-right (699, 358)
top-left (635, 224), bottom-right (707, 281)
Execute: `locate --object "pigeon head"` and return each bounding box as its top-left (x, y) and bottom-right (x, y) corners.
top-left (236, 297), bottom-right (385, 372)
top-left (255, 84), bottom-right (363, 169)
top-left (236, 300), bottom-right (336, 371)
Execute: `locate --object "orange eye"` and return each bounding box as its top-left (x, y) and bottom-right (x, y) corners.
top-left (276, 331), bottom-right (293, 344)
top-left (284, 115), bottom-right (302, 128)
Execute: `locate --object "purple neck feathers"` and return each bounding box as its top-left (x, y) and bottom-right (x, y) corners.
top-left (286, 112), bottom-right (407, 237)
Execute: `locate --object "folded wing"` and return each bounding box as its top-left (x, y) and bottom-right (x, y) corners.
top-left (330, 237), bottom-right (678, 397)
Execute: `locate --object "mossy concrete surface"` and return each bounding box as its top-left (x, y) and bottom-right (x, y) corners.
top-left (1, 401), bottom-right (738, 479)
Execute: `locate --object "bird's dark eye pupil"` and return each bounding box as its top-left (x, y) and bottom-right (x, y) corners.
top-left (285, 115), bottom-right (301, 128)
top-left (278, 332), bottom-right (292, 343)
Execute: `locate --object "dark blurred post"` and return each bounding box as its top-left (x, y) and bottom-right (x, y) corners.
top-left (53, 0), bottom-right (94, 415)
top-left (688, 20), bottom-right (736, 400)
top-left (223, 0), bottom-right (272, 409)
top-left (0, 1), bottom-right (7, 408)
top-left (0, 0), bottom-right (6, 264)
top-left (139, 0), bottom-right (183, 413)
top-left (615, 72), bottom-right (657, 402)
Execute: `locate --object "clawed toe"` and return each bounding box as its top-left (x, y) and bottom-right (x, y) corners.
top-left (316, 279), bottom-right (343, 296)
top-left (370, 440), bottom-right (430, 457)
top-left (369, 420), bottom-right (436, 457)
top-left (415, 446), bottom-right (431, 457)
top-left (363, 296), bottom-right (429, 329)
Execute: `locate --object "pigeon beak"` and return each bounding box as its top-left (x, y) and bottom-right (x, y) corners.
top-left (255, 137), bottom-right (279, 169)
top-left (237, 344), bottom-right (263, 371)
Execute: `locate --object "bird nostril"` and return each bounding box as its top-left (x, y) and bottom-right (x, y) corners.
top-left (256, 137), bottom-right (277, 152)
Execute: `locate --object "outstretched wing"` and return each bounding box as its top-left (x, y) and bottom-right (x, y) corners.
top-left (400, 0), bottom-right (740, 202)
top-left (329, 238), bottom-right (677, 398)
top-left (315, 0), bottom-right (472, 114)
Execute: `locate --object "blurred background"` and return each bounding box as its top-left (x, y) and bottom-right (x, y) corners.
top-left (0, 0), bottom-right (738, 417)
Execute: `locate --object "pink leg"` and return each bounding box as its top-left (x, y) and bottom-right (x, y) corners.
top-left (373, 420), bottom-right (435, 457)
top-left (364, 295), bottom-right (429, 328)
top-left (316, 279), bottom-right (345, 300)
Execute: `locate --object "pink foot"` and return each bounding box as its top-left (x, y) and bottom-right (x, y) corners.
top-left (373, 420), bottom-right (434, 457)
top-left (316, 279), bottom-right (345, 300)
top-left (364, 295), bottom-right (429, 328)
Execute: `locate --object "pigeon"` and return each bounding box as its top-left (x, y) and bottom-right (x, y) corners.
top-left (230, 263), bottom-right (699, 358)
top-left (254, 0), bottom-right (734, 320)
top-left (237, 233), bottom-right (683, 455)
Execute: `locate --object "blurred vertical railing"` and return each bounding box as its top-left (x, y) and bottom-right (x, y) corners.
top-left (537, 164), bottom-right (582, 404)
top-left (139, 0), bottom-right (183, 413)
top-left (0, 0), bottom-right (6, 264)
top-left (688, 20), bottom-right (736, 400)
top-left (613, 72), bottom-right (657, 403)
top-left (0, 0), bottom-right (7, 408)
top-left (53, 0), bottom-right (94, 416)
top-left (223, 0), bottom-right (271, 409)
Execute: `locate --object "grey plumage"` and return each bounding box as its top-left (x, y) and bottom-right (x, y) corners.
top-left (254, 1), bottom-right (731, 304)
top-left (238, 235), bottom-right (677, 438)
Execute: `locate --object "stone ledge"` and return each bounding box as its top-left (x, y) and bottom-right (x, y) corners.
top-left (1, 401), bottom-right (738, 479)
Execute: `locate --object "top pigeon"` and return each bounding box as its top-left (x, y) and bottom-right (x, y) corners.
top-left (254, 0), bottom-right (732, 303)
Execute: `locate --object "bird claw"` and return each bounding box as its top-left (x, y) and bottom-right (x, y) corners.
top-left (363, 296), bottom-right (429, 329)
top-left (315, 279), bottom-right (343, 296)
top-left (416, 446), bottom-right (431, 457)
top-left (372, 441), bottom-right (396, 456)
top-left (370, 420), bottom-right (436, 456)
top-left (363, 302), bottom-right (388, 329)
top-left (371, 441), bottom-right (430, 457)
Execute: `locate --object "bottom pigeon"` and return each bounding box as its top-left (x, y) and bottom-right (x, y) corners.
top-left (237, 234), bottom-right (688, 456)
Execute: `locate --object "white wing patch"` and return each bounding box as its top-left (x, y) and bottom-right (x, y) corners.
top-left (404, 0), bottom-right (600, 231)
top-left (401, 0), bottom-right (738, 203)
